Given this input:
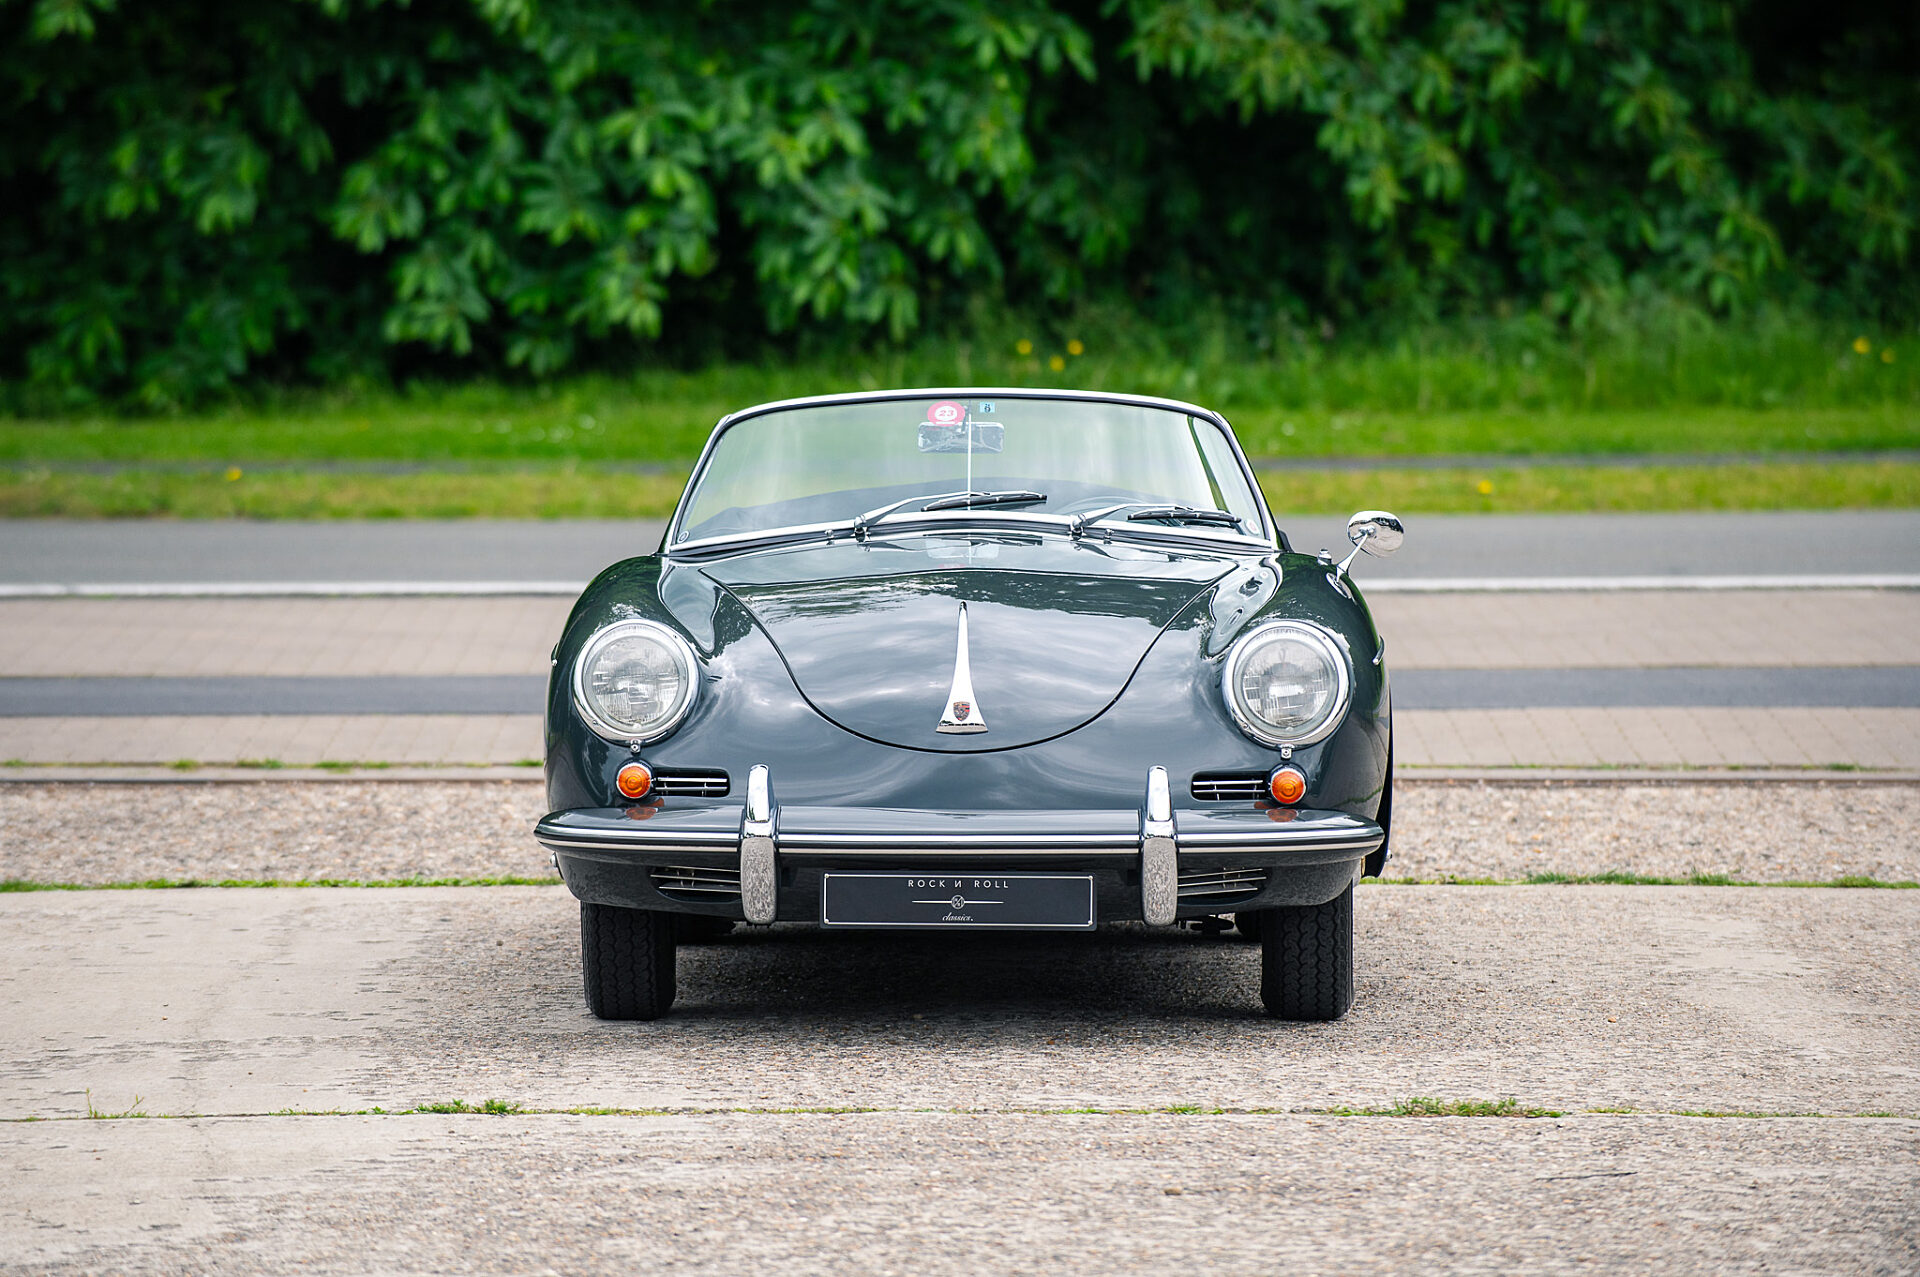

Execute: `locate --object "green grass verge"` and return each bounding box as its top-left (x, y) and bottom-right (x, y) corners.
top-left (2, 459), bottom-right (1912, 518)
top-left (1254, 459), bottom-right (1920, 514)
top-left (16, 1099), bottom-right (1908, 1123)
top-left (1366, 872), bottom-right (1917, 888)
top-left (1316, 1097), bottom-right (1562, 1118)
top-left (0, 467), bottom-right (688, 519)
top-left (0, 876), bottom-right (561, 891)
top-left (3, 759), bottom-right (544, 772)
top-left (3, 398), bottom-right (1915, 468)
top-left (7, 304), bottom-right (1920, 465)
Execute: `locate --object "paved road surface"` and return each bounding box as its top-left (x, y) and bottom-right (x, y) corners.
top-left (5, 666), bottom-right (1919, 715)
top-left (5, 511), bottom-right (1918, 584)
top-left (4, 588), bottom-right (1917, 766)
top-left (2, 515), bottom-right (1916, 765)
top-left (0, 885), bottom-right (1913, 1272)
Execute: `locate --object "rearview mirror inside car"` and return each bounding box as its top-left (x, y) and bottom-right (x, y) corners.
top-left (918, 421), bottom-right (1004, 454)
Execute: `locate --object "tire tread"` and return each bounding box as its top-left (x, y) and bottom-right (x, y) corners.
top-left (1259, 883), bottom-right (1354, 1021)
top-left (580, 901), bottom-right (676, 1020)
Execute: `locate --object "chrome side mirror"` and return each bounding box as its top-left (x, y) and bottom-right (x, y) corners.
top-left (1335, 510), bottom-right (1404, 581)
top-left (1348, 510), bottom-right (1404, 557)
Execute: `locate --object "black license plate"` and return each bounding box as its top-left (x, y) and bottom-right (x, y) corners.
top-left (820, 872), bottom-right (1096, 930)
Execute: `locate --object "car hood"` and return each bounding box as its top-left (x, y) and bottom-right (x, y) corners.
top-left (697, 536), bottom-right (1238, 752)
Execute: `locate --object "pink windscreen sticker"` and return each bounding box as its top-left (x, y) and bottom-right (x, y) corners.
top-left (925, 400), bottom-right (966, 425)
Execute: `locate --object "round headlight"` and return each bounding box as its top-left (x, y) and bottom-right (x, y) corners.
top-left (1222, 621), bottom-right (1352, 747)
top-left (572, 620), bottom-right (699, 744)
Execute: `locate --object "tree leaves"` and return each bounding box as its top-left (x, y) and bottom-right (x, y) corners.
top-left (2, 0), bottom-right (1914, 404)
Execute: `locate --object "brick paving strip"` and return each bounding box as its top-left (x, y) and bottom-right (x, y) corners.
top-left (7, 667), bottom-right (1919, 722)
top-left (6, 591), bottom-right (1918, 673)
top-left (3, 591), bottom-right (1919, 768)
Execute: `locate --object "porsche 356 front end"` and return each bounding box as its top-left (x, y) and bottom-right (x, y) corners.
top-left (536, 390), bottom-right (1399, 1022)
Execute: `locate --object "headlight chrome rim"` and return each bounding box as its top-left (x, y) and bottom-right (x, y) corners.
top-left (571, 619), bottom-right (700, 744)
top-left (1221, 620), bottom-right (1353, 747)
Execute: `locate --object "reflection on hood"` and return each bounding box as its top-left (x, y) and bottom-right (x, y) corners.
top-left (700, 538), bottom-right (1233, 751)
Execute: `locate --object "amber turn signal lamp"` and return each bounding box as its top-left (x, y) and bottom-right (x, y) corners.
top-left (1268, 766), bottom-right (1306, 805)
top-left (616, 761), bottom-right (654, 800)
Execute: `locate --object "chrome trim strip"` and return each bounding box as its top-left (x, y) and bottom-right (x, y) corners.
top-left (779, 834), bottom-right (1133, 848)
top-left (713, 387), bottom-right (1231, 429)
top-left (539, 838), bottom-right (740, 854)
top-left (1179, 842), bottom-right (1383, 857)
top-left (778, 847), bottom-right (1138, 859)
top-left (936, 602), bottom-right (988, 734)
top-left (1140, 766), bottom-right (1178, 926)
top-left (534, 821), bottom-right (736, 845)
top-left (739, 764), bottom-right (778, 924)
top-left (539, 820), bottom-right (1377, 854)
top-left (1182, 821), bottom-right (1382, 841)
top-left (666, 509), bottom-right (1270, 560)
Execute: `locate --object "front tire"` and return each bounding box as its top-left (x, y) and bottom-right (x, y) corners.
top-left (1259, 883), bottom-right (1355, 1021)
top-left (581, 901), bottom-right (676, 1020)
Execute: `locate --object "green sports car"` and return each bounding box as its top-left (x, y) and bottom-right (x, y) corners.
top-left (536, 389), bottom-right (1402, 1021)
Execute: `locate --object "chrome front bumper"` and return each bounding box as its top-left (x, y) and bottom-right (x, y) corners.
top-left (535, 765), bottom-right (1383, 925)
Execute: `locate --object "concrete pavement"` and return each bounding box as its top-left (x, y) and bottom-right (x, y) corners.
top-left (4, 885), bottom-right (1911, 1118)
top-left (1, 885), bottom-right (1914, 1272)
top-left (5, 1112), bottom-right (1913, 1274)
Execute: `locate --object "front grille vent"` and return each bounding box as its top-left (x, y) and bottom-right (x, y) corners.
top-left (651, 865), bottom-right (742, 903)
top-left (1190, 771), bottom-right (1267, 802)
top-left (1176, 867), bottom-right (1268, 902)
top-left (653, 768), bottom-right (730, 798)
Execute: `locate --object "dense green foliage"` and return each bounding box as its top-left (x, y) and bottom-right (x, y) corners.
top-left (4, 0), bottom-right (1917, 406)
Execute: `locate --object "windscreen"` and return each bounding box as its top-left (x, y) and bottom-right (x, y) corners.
top-left (675, 396), bottom-right (1265, 543)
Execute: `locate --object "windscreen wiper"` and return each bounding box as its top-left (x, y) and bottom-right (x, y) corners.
top-left (851, 489), bottom-right (1048, 540)
top-left (919, 489), bottom-right (1047, 512)
top-left (1071, 503), bottom-right (1247, 537)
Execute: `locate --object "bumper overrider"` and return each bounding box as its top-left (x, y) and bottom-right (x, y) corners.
top-left (536, 765), bottom-right (1383, 926)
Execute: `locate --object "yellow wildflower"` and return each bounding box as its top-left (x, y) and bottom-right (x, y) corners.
top-left (1853, 336), bottom-right (1872, 354)
top-left (1476, 479), bottom-right (1494, 496)
top-left (1882, 348), bottom-right (1896, 364)
top-left (1048, 354), bottom-right (1066, 372)
top-left (1015, 339), bottom-right (1033, 356)
top-left (1066, 339), bottom-right (1084, 356)
top-left (224, 467), bottom-right (243, 482)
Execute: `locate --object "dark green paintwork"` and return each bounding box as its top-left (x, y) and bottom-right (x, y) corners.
top-left (544, 531), bottom-right (1390, 830)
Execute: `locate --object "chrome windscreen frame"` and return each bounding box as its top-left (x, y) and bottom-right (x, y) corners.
top-left (659, 387), bottom-right (1279, 556)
